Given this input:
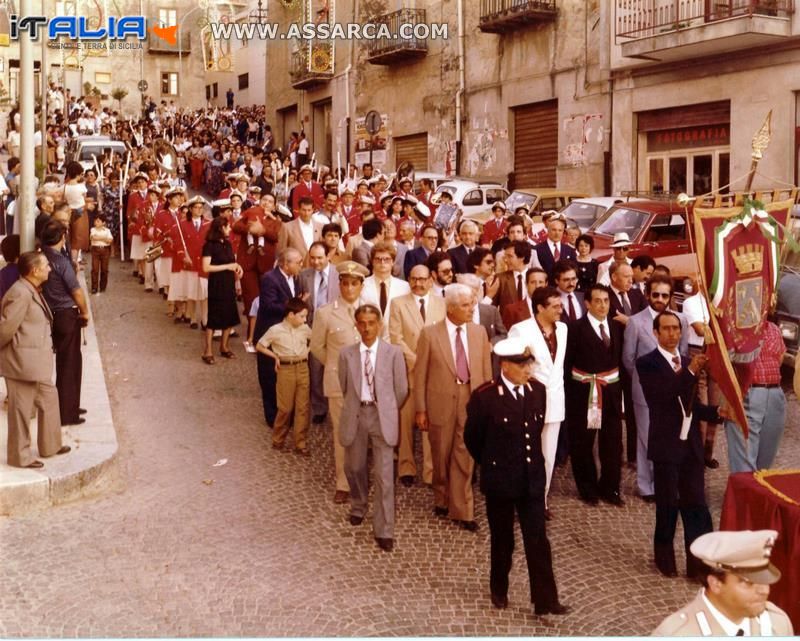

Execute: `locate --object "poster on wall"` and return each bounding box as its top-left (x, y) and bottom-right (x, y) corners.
top-left (354, 113), bottom-right (388, 170)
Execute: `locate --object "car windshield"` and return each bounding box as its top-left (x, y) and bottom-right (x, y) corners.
top-left (505, 191), bottom-right (536, 211)
top-left (592, 207), bottom-right (650, 238)
top-left (79, 146), bottom-right (119, 161)
top-left (436, 185), bottom-right (457, 196)
top-left (561, 202), bottom-right (601, 230)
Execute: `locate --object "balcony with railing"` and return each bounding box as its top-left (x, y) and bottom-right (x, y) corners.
top-left (616, 0), bottom-right (795, 62)
top-left (479, 0), bottom-right (558, 34)
top-left (147, 32), bottom-right (191, 55)
top-left (365, 8), bottom-right (429, 65)
top-left (290, 46), bottom-right (334, 91)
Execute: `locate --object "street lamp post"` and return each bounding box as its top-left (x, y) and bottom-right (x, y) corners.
top-left (18, 0), bottom-right (36, 251)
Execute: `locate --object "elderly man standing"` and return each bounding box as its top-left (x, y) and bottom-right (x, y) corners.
top-left (40, 220), bottom-right (90, 427)
top-left (1, 251), bottom-right (71, 468)
top-left (255, 247), bottom-right (305, 427)
top-left (415, 283), bottom-right (492, 531)
top-left (338, 304), bottom-right (408, 552)
top-left (311, 261), bottom-right (368, 504)
top-left (597, 232), bottom-right (633, 286)
top-left (389, 264), bottom-right (446, 487)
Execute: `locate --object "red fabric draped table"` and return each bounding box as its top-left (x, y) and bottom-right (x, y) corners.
top-left (720, 470), bottom-right (800, 630)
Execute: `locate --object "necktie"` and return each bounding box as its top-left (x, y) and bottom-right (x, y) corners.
top-left (735, 630), bottom-right (744, 637)
top-left (379, 281), bottom-right (388, 316)
top-left (599, 322), bottom-right (610, 348)
top-left (455, 326), bottom-right (470, 383)
top-left (194, 219), bottom-right (200, 231)
top-left (568, 294), bottom-right (577, 321)
top-left (419, 297), bottom-right (426, 322)
top-left (514, 385), bottom-right (523, 405)
top-left (621, 292), bottom-right (632, 316)
top-left (364, 350), bottom-right (375, 401)
top-left (316, 272), bottom-right (327, 309)
top-left (672, 356), bottom-right (681, 372)
top-left (553, 243), bottom-right (560, 261)
top-left (516, 274), bottom-right (523, 300)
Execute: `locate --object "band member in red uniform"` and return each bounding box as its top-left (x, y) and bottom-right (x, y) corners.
top-left (153, 188), bottom-right (184, 303)
top-left (290, 164), bottom-right (325, 212)
top-left (339, 187), bottom-right (361, 242)
top-left (233, 192), bottom-right (281, 314)
top-left (137, 185), bottom-right (163, 293)
top-left (126, 172), bottom-right (149, 277)
top-left (479, 201), bottom-right (508, 247)
top-left (170, 196), bottom-right (208, 325)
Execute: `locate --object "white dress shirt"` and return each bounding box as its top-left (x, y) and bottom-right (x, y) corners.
top-left (298, 218), bottom-right (315, 250)
top-left (559, 289), bottom-right (583, 319)
top-left (586, 312), bottom-right (610, 342)
top-left (445, 317), bottom-right (470, 368)
top-left (701, 592), bottom-right (751, 636)
top-left (657, 344), bottom-right (681, 370)
top-left (359, 341), bottom-right (378, 402)
top-left (500, 374), bottom-right (524, 400)
top-left (279, 267), bottom-right (295, 296)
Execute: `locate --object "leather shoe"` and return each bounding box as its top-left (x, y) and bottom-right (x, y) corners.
top-left (65, 417), bottom-right (86, 426)
top-left (349, 514), bottom-right (363, 526)
top-left (579, 494), bottom-right (599, 506)
top-left (78, 408), bottom-right (87, 415)
top-left (459, 520), bottom-right (479, 532)
top-left (56, 446), bottom-right (71, 455)
top-left (491, 593), bottom-right (508, 610)
top-left (434, 506), bottom-right (448, 518)
top-left (375, 537), bottom-right (394, 552)
top-left (544, 508), bottom-right (553, 521)
top-left (24, 460), bottom-right (44, 469)
top-left (640, 494), bottom-right (656, 504)
top-left (333, 490), bottom-right (349, 504)
top-left (534, 602), bottom-right (570, 616)
top-left (399, 475), bottom-right (414, 488)
top-left (704, 457), bottom-right (720, 469)
top-left (312, 413), bottom-right (327, 424)
top-left (601, 491), bottom-right (625, 507)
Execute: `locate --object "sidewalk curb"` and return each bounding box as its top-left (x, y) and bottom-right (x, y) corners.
top-left (0, 272), bottom-right (120, 516)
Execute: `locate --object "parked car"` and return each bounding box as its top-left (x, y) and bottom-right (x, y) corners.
top-left (74, 139), bottom-right (128, 173)
top-left (504, 188), bottom-right (589, 216)
top-left (412, 172), bottom-right (451, 192)
top-left (559, 196), bottom-right (633, 232)
top-left (431, 180), bottom-right (509, 221)
top-left (66, 134), bottom-right (111, 165)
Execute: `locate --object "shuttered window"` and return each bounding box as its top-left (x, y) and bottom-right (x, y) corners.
top-left (638, 101), bottom-right (730, 132)
top-left (394, 133), bottom-right (428, 171)
top-left (513, 100), bottom-right (558, 189)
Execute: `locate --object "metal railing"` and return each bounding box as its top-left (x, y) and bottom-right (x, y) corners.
top-left (289, 46), bottom-right (334, 87)
top-left (364, 8), bottom-right (428, 60)
top-left (147, 32), bottom-right (191, 54)
top-left (480, 0), bottom-right (558, 21)
top-left (616, 0), bottom-right (793, 39)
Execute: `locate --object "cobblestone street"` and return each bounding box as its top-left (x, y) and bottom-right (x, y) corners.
top-left (1, 259), bottom-right (798, 637)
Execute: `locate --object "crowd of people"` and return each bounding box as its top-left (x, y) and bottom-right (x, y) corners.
top-left (0, 95), bottom-right (794, 631)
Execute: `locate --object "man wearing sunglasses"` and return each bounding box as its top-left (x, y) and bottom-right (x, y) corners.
top-left (622, 274), bottom-right (689, 503)
top-left (597, 232), bottom-right (634, 286)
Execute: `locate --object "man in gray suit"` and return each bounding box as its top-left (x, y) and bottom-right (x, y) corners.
top-left (338, 303), bottom-right (408, 552)
top-left (622, 274), bottom-right (689, 502)
top-left (0, 251), bottom-right (71, 468)
top-left (299, 241), bottom-right (340, 424)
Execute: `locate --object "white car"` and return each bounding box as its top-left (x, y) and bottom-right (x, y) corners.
top-left (74, 139), bottom-right (128, 173)
top-left (559, 197), bottom-right (635, 232)
top-left (431, 180), bottom-right (509, 221)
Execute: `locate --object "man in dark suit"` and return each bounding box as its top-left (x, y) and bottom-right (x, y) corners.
top-left (465, 337), bottom-right (568, 616)
top-left (636, 311), bottom-right (722, 578)
top-left (255, 247), bottom-right (305, 426)
top-left (403, 223), bottom-right (440, 279)
top-left (500, 267), bottom-right (547, 329)
top-left (608, 262), bottom-right (646, 324)
top-left (564, 284), bottom-right (624, 506)
top-left (447, 220), bottom-right (480, 274)
top-left (553, 260), bottom-right (584, 324)
top-left (532, 214), bottom-right (576, 282)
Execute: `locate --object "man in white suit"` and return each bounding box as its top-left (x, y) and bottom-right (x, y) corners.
top-left (338, 304), bottom-right (408, 552)
top-left (622, 274), bottom-right (690, 502)
top-left (508, 286), bottom-right (567, 519)
top-left (360, 241), bottom-right (410, 339)
top-left (299, 241), bottom-right (340, 423)
top-left (389, 264), bottom-right (446, 487)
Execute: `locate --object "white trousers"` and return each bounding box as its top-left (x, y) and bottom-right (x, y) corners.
top-left (541, 420), bottom-right (561, 507)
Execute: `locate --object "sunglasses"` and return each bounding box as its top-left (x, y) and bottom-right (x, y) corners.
top-left (650, 292), bottom-right (670, 299)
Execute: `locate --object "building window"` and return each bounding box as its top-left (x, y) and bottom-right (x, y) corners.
top-left (95, 71), bottom-right (111, 84)
top-left (212, 82), bottom-right (218, 98)
top-left (238, 73), bottom-right (249, 90)
top-left (158, 8), bottom-right (177, 26)
top-left (206, 84), bottom-right (211, 100)
top-left (161, 72), bottom-right (178, 95)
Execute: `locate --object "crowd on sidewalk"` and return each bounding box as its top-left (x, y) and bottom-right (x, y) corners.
top-left (0, 92), bottom-right (794, 631)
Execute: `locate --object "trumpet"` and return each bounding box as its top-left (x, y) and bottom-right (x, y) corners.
top-left (144, 238), bottom-right (168, 263)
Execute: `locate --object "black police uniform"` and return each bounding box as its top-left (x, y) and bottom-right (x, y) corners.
top-left (464, 378), bottom-right (560, 609)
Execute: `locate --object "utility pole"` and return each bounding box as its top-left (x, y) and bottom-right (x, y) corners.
top-left (39, 0), bottom-right (48, 172)
top-left (18, 0), bottom-right (36, 251)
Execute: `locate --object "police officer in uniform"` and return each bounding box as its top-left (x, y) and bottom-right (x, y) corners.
top-left (653, 529), bottom-right (793, 636)
top-left (464, 337), bottom-right (568, 616)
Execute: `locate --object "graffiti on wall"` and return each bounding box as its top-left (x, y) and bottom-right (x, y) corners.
top-left (466, 110), bottom-right (507, 175)
top-left (562, 113), bottom-right (604, 167)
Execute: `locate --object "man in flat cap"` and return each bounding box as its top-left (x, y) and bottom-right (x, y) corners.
top-left (464, 337), bottom-right (567, 616)
top-left (310, 260), bottom-right (369, 503)
top-left (653, 530), bottom-right (793, 636)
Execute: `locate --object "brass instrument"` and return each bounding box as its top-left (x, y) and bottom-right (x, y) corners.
top-left (145, 237), bottom-right (167, 263)
top-left (153, 138), bottom-right (179, 176)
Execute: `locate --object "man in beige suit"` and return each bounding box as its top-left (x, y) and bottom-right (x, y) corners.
top-left (0, 251), bottom-right (71, 468)
top-left (277, 196), bottom-right (323, 259)
top-left (389, 264), bottom-right (446, 487)
top-left (415, 283), bottom-right (492, 531)
top-left (310, 260), bottom-right (367, 503)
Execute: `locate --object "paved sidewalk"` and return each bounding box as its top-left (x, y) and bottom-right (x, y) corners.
top-left (0, 271), bottom-right (119, 515)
